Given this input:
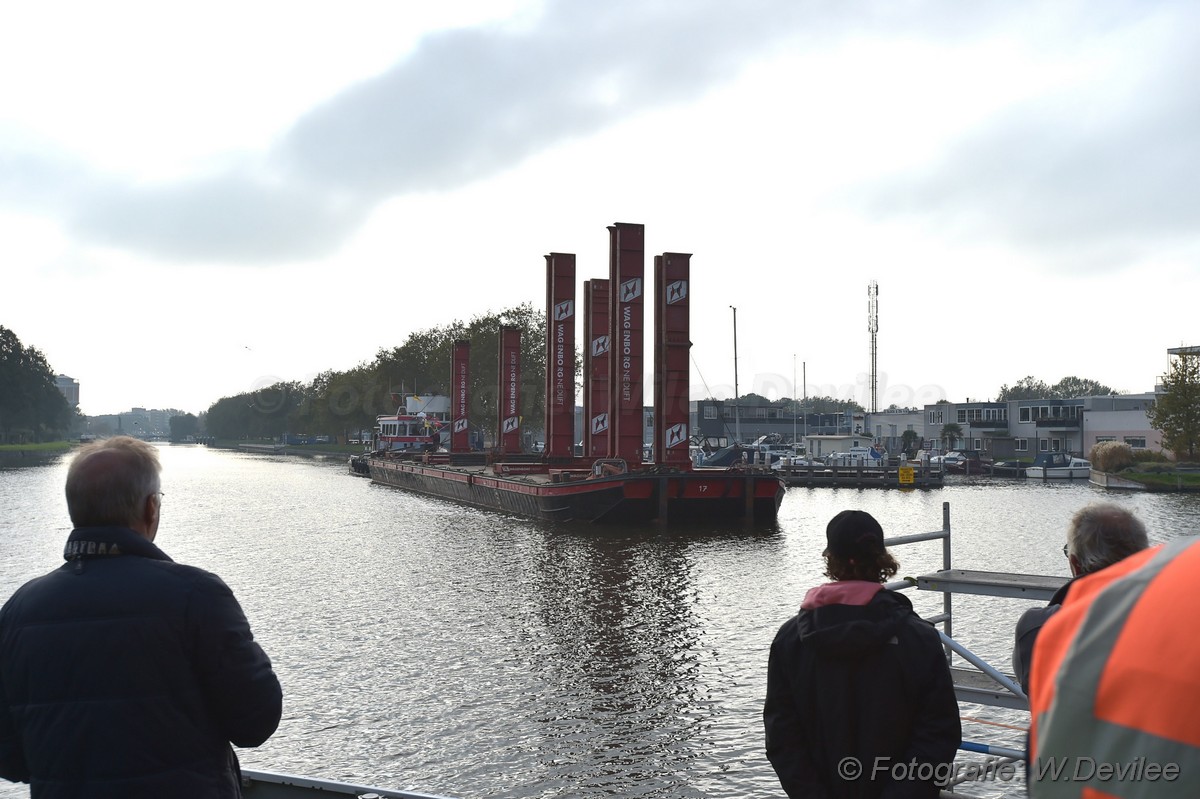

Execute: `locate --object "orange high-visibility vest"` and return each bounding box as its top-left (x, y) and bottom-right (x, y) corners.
top-left (1029, 537), bottom-right (1200, 798)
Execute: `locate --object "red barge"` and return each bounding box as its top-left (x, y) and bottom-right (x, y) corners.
top-left (366, 222), bottom-right (785, 523)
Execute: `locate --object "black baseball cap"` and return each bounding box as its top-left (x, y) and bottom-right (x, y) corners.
top-left (825, 509), bottom-right (885, 559)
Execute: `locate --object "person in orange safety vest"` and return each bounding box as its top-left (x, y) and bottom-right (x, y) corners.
top-left (1028, 536), bottom-right (1200, 798)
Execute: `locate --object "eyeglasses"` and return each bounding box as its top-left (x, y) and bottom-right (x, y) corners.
top-left (1062, 542), bottom-right (1070, 558)
top-left (150, 491), bottom-right (165, 503)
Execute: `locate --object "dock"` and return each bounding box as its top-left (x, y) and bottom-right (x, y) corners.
top-left (774, 463), bottom-right (944, 488)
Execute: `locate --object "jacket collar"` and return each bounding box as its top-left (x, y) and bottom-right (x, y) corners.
top-left (63, 525), bottom-right (172, 562)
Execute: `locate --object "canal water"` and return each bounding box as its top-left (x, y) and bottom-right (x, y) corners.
top-left (1, 445), bottom-right (1198, 798)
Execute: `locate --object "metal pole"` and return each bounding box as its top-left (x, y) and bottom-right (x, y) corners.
top-left (803, 361), bottom-right (807, 441)
top-left (792, 354), bottom-right (797, 445)
top-left (730, 305), bottom-right (740, 443)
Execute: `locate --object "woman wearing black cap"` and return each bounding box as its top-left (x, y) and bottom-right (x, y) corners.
top-left (763, 510), bottom-right (961, 798)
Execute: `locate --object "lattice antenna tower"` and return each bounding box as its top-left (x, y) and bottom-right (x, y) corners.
top-left (868, 281), bottom-right (879, 413)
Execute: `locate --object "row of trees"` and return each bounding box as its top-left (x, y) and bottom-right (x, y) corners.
top-left (0, 326), bottom-right (74, 444)
top-left (205, 304), bottom-right (550, 441)
top-left (995, 375), bottom-right (1114, 401)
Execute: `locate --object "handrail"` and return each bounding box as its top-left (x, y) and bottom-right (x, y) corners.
top-left (882, 501), bottom-right (1030, 775)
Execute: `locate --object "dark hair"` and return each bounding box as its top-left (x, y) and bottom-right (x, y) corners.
top-left (824, 547), bottom-right (900, 583)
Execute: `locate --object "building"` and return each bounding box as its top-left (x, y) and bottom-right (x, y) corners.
top-left (689, 399), bottom-right (855, 448)
top-left (54, 375), bottom-right (79, 408)
top-left (922, 394), bottom-right (1160, 459)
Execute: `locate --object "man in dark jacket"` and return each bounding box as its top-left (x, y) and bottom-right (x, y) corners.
top-left (0, 436), bottom-right (282, 798)
top-left (764, 509), bottom-right (961, 799)
top-left (1011, 502), bottom-right (1148, 695)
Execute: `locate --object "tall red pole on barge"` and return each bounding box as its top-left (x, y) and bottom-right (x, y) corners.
top-left (654, 253), bottom-right (691, 468)
top-left (607, 223), bottom-right (645, 466)
top-left (450, 340), bottom-right (471, 453)
top-left (544, 253), bottom-right (576, 460)
top-left (583, 279), bottom-right (610, 458)
top-left (498, 326), bottom-right (522, 455)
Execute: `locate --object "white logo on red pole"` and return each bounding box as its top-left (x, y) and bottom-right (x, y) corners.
top-left (666, 280), bottom-right (688, 304)
top-left (666, 423), bottom-right (687, 447)
top-left (503, 416), bottom-right (519, 433)
top-left (554, 300), bottom-right (574, 321)
top-left (620, 278), bottom-right (642, 301)
top-left (591, 335), bottom-right (611, 356)
top-left (591, 413), bottom-right (609, 434)
top-left (453, 418), bottom-right (468, 433)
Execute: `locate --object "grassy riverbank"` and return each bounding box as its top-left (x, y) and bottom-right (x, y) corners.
top-left (0, 441), bottom-right (73, 453)
top-left (1119, 470), bottom-right (1200, 491)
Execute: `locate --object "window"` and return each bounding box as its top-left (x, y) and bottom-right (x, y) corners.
top-left (1096, 436), bottom-right (1115, 443)
top-left (1015, 439), bottom-right (1028, 452)
top-left (703, 405), bottom-right (717, 420)
top-left (755, 407), bottom-right (766, 419)
top-left (1040, 439), bottom-right (1049, 452)
top-left (973, 438), bottom-right (981, 449)
top-left (722, 407), bottom-right (733, 418)
top-left (1052, 439), bottom-right (1061, 451)
top-left (1020, 407), bottom-right (1031, 423)
top-left (1124, 436), bottom-right (1147, 449)
top-left (957, 409), bottom-right (968, 424)
top-left (928, 410), bottom-right (944, 424)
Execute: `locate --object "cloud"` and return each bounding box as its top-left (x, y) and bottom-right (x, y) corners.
top-left (3, 0), bottom-right (1194, 269)
top-left (850, 2), bottom-right (1200, 271)
top-left (69, 172), bottom-right (366, 264)
top-left (2, 0), bottom-right (817, 265)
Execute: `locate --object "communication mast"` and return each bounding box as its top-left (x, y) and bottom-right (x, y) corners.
top-left (868, 281), bottom-right (879, 413)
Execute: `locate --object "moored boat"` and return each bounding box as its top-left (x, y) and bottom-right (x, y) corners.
top-left (1025, 452), bottom-right (1091, 479)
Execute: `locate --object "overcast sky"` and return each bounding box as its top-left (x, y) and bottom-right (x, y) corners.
top-left (3, 0), bottom-right (1196, 417)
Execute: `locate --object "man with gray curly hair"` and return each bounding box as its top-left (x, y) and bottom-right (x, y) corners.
top-left (1012, 502), bottom-right (1149, 695)
top-left (0, 436), bottom-right (282, 797)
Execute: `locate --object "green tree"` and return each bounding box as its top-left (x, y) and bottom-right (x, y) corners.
top-left (900, 429), bottom-right (920, 456)
top-left (1051, 376), bottom-right (1113, 398)
top-left (1149, 353), bottom-right (1200, 460)
top-left (800, 395), bottom-right (866, 414)
top-left (0, 326), bottom-right (72, 443)
top-left (997, 375), bottom-right (1113, 401)
top-left (169, 413), bottom-right (200, 442)
top-left (940, 423), bottom-right (964, 450)
top-left (996, 376), bottom-right (1053, 401)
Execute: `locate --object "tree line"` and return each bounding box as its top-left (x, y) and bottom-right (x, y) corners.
top-left (204, 304), bottom-right (551, 442)
top-left (0, 326), bottom-right (74, 444)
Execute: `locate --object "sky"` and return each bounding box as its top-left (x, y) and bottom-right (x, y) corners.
top-left (3, 0), bottom-right (1197, 417)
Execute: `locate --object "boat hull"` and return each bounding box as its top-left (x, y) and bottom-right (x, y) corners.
top-left (1025, 467), bottom-right (1091, 479)
top-left (367, 457), bottom-right (784, 523)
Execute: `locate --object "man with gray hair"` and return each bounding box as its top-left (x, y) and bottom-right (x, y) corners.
top-left (1012, 502), bottom-right (1149, 695)
top-left (0, 436), bottom-right (282, 797)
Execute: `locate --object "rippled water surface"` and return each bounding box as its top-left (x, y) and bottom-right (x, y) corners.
top-left (2, 447), bottom-right (1198, 798)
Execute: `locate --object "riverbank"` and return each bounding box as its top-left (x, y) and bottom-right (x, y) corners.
top-left (0, 441), bottom-right (72, 467)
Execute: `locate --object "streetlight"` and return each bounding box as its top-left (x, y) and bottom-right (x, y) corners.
top-left (730, 305), bottom-right (740, 443)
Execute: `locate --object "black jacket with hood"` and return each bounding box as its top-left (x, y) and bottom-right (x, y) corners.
top-left (0, 525), bottom-right (282, 798)
top-left (764, 582), bottom-right (961, 799)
